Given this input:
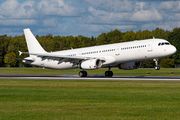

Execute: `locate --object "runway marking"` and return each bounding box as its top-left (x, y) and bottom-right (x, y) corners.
top-left (0, 75), bottom-right (180, 81)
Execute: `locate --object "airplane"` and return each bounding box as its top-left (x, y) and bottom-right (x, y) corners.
top-left (18, 28), bottom-right (176, 77)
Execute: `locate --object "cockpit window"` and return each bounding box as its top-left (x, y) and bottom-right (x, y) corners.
top-left (158, 42), bottom-right (171, 46)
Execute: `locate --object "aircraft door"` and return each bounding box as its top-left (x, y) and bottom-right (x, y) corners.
top-left (78, 51), bottom-right (82, 56)
top-left (115, 47), bottom-right (120, 55)
top-left (147, 41), bottom-right (153, 52)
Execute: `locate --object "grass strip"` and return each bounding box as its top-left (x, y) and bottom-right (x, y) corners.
top-left (1, 67), bottom-right (180, 76)
top-left (0, 80), bottom-right (180, 120)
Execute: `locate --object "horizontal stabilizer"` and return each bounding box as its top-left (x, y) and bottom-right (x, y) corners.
top-left (19, 51), bottom-right (22, 56)
top-left (5, 57), bottom-right (24, 60)
top-left (5, 57), bottom-right (34, 61)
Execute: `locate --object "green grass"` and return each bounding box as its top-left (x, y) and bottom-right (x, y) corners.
top-left (0, 80), bottom-right (180, 120)
top-left (0, 67), bottom-right (180, 76)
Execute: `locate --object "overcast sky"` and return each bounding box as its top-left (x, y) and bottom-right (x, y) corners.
top-left (0, 0), bottom-right (180, 37)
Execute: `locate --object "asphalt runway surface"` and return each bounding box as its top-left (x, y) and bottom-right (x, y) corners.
top-left (0, 74), bottom-right (180, 81)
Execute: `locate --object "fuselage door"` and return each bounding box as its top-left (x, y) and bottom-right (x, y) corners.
top-left (147, 41), bottom-right (153, 52)
top-left (78, 51), bottom-right (82, 56)
top-left (115, 47), bottom-right (120, 55)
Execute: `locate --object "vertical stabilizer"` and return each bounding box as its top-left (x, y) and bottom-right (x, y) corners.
top-left (24, 29), bottom-right (46, 56)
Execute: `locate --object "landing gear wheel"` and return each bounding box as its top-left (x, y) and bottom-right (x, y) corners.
top-left (105, 66), bottom-right (113, 77)
top-left (105, 71), bottom-right (113, 77)
top-left (155, 66), bottom-right (160, 70)
top-left (153, 59), bottom-right (160, 70)
top-left (79, 71), bottom-right (87, 77)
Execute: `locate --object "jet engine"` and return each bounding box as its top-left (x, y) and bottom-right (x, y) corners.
top-left (80, 59), bottom-right (102, 70)
top-left (118, 61), bottom-right (141, 70)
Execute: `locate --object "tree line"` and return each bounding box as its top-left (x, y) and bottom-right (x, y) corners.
top-left (1, 27), bottom-right (180, 68)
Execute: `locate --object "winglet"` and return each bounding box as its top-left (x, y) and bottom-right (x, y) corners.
top-left (19, 51), bottom-right (22, 56)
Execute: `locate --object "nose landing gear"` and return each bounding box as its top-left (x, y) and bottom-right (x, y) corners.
top-left (153, 59), bottom-right (160, 70)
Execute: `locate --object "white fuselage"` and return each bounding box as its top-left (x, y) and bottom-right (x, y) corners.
top-left (24, 39), bottom-right (176, 70)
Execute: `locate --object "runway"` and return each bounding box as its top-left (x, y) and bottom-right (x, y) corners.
top-left (0, 74), bottom-right (180, 81)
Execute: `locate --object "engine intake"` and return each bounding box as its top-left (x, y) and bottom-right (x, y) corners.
top-left (80, 59), bottom-right (102, 70)
top-left (118, 61), bottom-right (141, 70)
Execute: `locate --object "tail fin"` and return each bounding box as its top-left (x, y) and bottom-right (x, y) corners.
top-left (24, 28), bottom-right (46, 57)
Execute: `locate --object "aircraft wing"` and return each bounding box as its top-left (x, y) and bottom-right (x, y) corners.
top-left (19, 51), bottom-right (105, 63)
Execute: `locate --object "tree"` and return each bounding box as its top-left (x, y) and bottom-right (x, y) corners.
top-left (4, 52), bottom-right (17, 67)
top-left (70, 36), bottom-right (81, 49)
top-left (152, 28), bottom-right (169, 39)
top-left (82, 37), bottom-right (91, 47)
top-left (122, 30), bottom-right (136, 41)
top-left (0, 35), bottom-right (9, 66)
top-left (168, 27), bottom-right (180, 64)
top-left (96, 33), bottom-right (107, 45)
top-left (106, 29), bottom-right (123, 43)
top-left (141, 60), bottom-right (155, 68)
top-left (160, 58), bottom-right (174, 68)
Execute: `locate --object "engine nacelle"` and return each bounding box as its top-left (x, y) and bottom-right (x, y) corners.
top-left (80, 59), bottom-right (102, 70)
top-left (118, 61), bottom-right (141, 70)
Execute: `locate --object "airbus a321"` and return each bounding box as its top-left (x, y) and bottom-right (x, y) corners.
top-left (19, 28), bottom-right (176, 77)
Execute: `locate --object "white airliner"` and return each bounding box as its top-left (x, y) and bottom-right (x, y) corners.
top-left (19, 28), bottom-right (176, 77)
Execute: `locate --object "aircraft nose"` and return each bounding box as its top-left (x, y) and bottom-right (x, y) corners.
top-left (170, 45), bottom-right (177, 55)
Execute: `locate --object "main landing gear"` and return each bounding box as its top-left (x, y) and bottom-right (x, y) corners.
top-left (78, 67), bottom-right (114, 77)
top-left (105, 66), bottom-right (113, 77)
top-left (153, 58), bottom-right (160, 70)
top-left (79, 70), bottom-right (87, 77)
